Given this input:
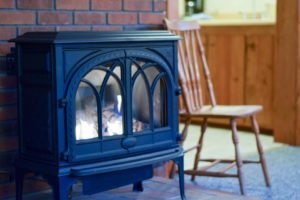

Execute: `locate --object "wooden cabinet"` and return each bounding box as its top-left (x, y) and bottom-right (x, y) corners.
top-left (245, 35), bottom-right (274, 129)
top-left (207, 35), bottom-right (245, 106)
top-left (273, 0), bottom-right (300, 145)
top-left (199, 25), bottom-right (275, 130)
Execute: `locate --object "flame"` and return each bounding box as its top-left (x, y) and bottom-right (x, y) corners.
top-left (75, 95), bottom-right (145, 140)
top-left (76, 116), bottom-right (123, 140)
top-left (76, 119), bottom-right (98, 140)
top-left (106, 120), bottom-right (123, 136)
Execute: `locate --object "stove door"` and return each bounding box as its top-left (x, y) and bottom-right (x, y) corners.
top-left (126, 49), bottom-right (177, 154)
top-left (65, 49), bottom-right (177, 162)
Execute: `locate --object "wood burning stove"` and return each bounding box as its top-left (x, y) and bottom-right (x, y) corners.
top-left (11, 31), bottom-right (185, 200)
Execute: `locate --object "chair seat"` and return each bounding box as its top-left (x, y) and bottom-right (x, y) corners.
top-left (182, 105), bottom-right (262, 118)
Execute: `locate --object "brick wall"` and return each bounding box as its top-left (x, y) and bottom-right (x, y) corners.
top-left (0, 0), bottom-right (166, 198)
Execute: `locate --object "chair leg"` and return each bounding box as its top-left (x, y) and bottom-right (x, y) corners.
top-left (191, 118), bottom-right (207, 181)
top-left (230, 118), bottom-right (245, 195)
top-left (250, 115), bottom-right (271, 187)
top-left (168, 161), bottom-right (177, 179)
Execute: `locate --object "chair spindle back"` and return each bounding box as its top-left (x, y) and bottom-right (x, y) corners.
top-left (164, 19), bottom-right (216, 114)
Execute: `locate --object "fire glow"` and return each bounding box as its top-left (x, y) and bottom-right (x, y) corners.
top-left (76, 95), bottom-right (124, 140)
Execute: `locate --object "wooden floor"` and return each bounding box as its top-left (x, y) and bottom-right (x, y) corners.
top-left (18, 177), bottom-right (256, 200)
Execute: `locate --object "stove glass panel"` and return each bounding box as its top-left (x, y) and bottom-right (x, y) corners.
top-left (75, 62), bottom-right (124, 141)
top-left (102, 67), bottom-right (124, 137)
top-left (132, 60), bottom-right (168, 133)
top-left (132, 68), bottom-right (150, 132)
top-left (153, 78), bottom-right (167, 128)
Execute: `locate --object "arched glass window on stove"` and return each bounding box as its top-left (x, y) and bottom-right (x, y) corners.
top-left (132, 59), bottom-right (168, 133)
top-left (153, 75), bottom-right (168, 128)
top-left (75, 61), bottom-right (124, 141)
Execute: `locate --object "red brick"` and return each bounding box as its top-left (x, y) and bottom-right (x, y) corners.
top-left (124, 0), bottom-right (152, 11)
top-left (0, 172), bottom-right (11, 182)
top-left (17, 0), bottom-right (52, 9)
top-left (56, 0), bottom-right (89, 10)
top-left (0, 12), bottom-right (35, 25)
top-left (0, 43), bottom-right (14, 56)
top-left (154, 0), bottom-right (166, 11)
top-left (75, 12), bottom-right (106, 24)
top-left (0, 121), bottom-right (17, 137)
top-left (0, 106), bottom-right (17, 121)
top-left (92, 26), bottom-right (123, 31)
top-left (0, 75), bottom-right (16, 88)
top-left (0, 28), bottom-right (16, 41)
top-left (57, 26), bottom-right (91, 31)
top-left (18, 26), bottom-right (55, 35)
top-left (0, 0), bottom-right (14, 8)
top-left (108, 12), bottom-right (137, 25)
top-left (38, 12), bottom-right (72, 25)
top-left (0, 180), bottom-right (49, 199)
top-left (91, 0), bottom-right (122, 11)
top-left (0, 135), bottom-right (18, 151)
top-left (139, 12), bottom-right (165, 24)
top-left (0, 91), bottom-right (17, 105)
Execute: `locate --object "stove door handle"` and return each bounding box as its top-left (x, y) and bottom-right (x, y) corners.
top-left (58, 98), bottom-right (67, 108)
top-left (175, 87), bottom-right (182, 96)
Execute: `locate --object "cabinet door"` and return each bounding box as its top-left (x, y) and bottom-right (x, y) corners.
top-left (206, 35), bottom-right (245, 106)
top-left (203, 34), bottom-right (245, 125)
top-left (245, 35), bottom-right (274, 129)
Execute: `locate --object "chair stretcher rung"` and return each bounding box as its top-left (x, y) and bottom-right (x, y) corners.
top-left (220, 162), bottom-right (236, 173)
top-left (184, 169), bottom-right (238, 178)
top-left (199, 158), bottom-right (260, 164)
top-left (199, 159), bottom-right (221, 171)
top-left (184, 145), bottom-right (200, 154)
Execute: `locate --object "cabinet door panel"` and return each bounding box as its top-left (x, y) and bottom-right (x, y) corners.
top-left (207, 35), bottom-right (245, 106)
top-left (245, 35), bottom-right (274, 129)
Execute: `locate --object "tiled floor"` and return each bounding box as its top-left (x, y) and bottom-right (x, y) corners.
top-left (19, 177), bottom-right (256, 200)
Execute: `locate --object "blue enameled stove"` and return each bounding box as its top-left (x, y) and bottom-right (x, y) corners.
top-left (11, 31), bottom-right (185, 200)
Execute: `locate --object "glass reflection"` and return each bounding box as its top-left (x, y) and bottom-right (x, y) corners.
top-left (102, 70), bottom-right (124, 137)
top-left (132, 64), bottom-right (168, 132)
top-left (153, 78), bottom-right (168, 128)
top-left (75, 82), bottom-right (98, 140)
top-left (132, 74), bottom-right (150, 132)
top-left (75, 65), bottom-right (124, 141)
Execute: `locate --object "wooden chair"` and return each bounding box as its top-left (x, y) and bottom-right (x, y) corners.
top-left (165, 19), bottom-right (271, 195)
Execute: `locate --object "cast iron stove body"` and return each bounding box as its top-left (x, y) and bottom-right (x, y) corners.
top-left (11, 31), bottom-right (185, 200)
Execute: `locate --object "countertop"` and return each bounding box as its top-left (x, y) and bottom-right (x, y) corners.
top-left (184, 17), bottom-right (276, 26)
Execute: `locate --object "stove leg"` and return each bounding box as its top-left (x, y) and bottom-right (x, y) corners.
top-left (46, 176), bottom-right (75, 200)
top-left (173, 156), bottom-right (186, 200)
top-left (132, 181), bottom-right (144, 192)
top-left (15, 167), bottom-right (25, 200)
